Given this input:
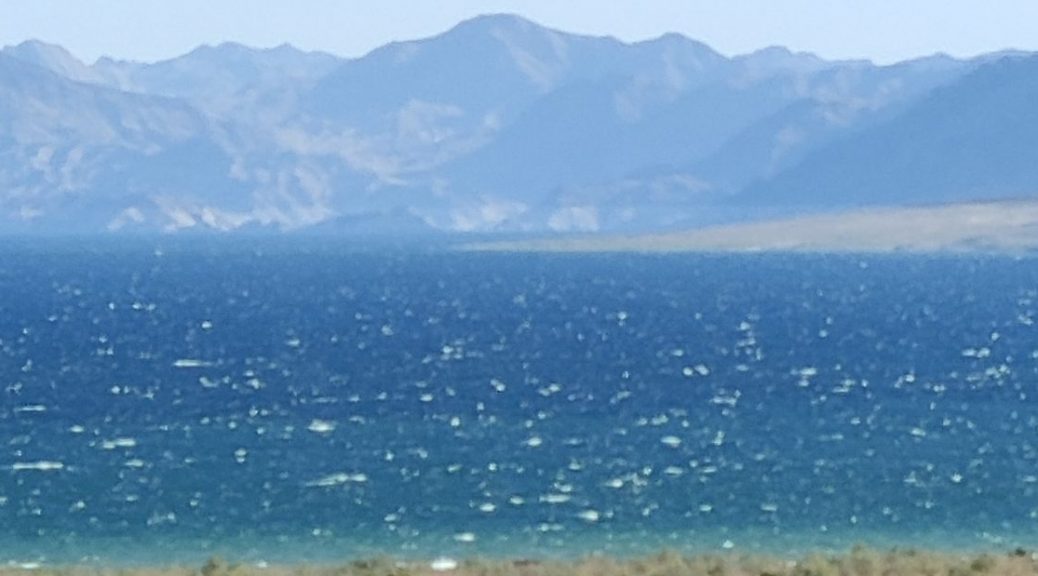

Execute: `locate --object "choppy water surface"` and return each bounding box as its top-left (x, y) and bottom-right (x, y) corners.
top-left (3, 243), bottom-right (1038, 564)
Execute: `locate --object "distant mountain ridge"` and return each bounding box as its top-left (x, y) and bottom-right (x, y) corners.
top-left (740, 54), bottom-right (1038, 210)
top-left (0, 14), bottom-right (1031, 235)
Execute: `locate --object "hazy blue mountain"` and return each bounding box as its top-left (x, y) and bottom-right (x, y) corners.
top-left (94, 42), bottom-right (341, 121)
top-left (0, 50), bottom-right (348, 234)
top-left (686, 55), bottom-right (970, 196)
top-left (2, 40), bottom-right (105, 84)
top-left (0, 14), bottom-right (1030, 235)
top-left (431, 46), bottom-right (970, 232)
top-left (297, 14), bottom-right (663, 182)
top-left (0, 52), bottom-right (223, 231)
top-left (739, 54), bottom-right (1038, 211)
top-left (306, 15), bottom-right (638, 128)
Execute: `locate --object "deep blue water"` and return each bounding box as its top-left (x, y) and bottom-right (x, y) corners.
top-left (3, 243), bottom-right (1038, 565)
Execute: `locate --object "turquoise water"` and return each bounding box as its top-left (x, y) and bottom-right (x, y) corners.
top-left (2, 244), bottom-right (1038, 565)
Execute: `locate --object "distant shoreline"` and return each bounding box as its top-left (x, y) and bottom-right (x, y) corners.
top-left (3, 547), bottom-right (1037, 576)
top-left (464, 201), bottom-right (1038, 254)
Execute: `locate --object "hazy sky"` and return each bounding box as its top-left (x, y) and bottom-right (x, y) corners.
top-left (2, 0), bottom-right (1037, 65)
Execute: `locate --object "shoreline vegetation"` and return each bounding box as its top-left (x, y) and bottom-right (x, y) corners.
top-left (465, 201), bottom-right (1038, 254)
top-left (5, 548), bottom-right (1038, 576)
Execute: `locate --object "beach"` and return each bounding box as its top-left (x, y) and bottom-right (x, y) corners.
top-left (3, 548), bottom-right (1038, 576)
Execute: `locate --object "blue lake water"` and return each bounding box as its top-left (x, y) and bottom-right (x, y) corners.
top-left (2, 242), bottom-right (1038, 565)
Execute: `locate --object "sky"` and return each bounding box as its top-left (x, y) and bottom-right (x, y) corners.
top-left (2, 0), bottom-right (1037, 65)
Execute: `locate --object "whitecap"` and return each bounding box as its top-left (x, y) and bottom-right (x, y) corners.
top-left (307, 419), bottom-right (336, 434)
top-left (172, 359), bottom-right (212, 368)
top-left (11, 461), bottom-right (64, 472)
top-left (577, 509), bottom-right (600, 522)
top-left (305, 472), bottom-right (368, 487)
top-left (101, 438), bottom-right (137, 450)
top-left (603, 478), bottom-right (625, 489)
top-left (430, 557), bottom-right (458, 572)
top-left (14, 405), bottom-right (46, 413)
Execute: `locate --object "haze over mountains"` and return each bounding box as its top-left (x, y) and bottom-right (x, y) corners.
top-left (1, 14), bottom-right (1034, 236)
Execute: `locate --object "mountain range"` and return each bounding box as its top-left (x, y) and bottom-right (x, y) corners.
top-left (1, 14), bottom-right (1035, 236)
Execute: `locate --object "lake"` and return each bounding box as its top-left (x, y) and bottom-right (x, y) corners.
top-left (2, 242), bottom-right (1037, 565)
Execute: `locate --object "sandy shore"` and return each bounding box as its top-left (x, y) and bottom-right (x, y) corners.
top-left (3, 547), bottom-right (1038, 576)
top-left (466, 201), bottom-right (1038, 253)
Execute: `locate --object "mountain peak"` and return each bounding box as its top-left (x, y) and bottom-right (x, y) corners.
top-left (450, 13), bottom-right (544, 33)
top-left (2, 39), bottom-right (100, 83)
top-left (734, 45), bottom-right (833, 76)
top-left (740, 45), bottom-right (824, 64)
top-left (168, 41), bottom-right (312, 64)
top-left (439, 13), bottom-right (605, 47)
top-left (156, 40), bottom-right (339, 78)
top-left (180, 41), bottom-right (256, 60)
top-left (5, 38), bottom-right (75, 57)
top-left (633, 31), bottom-right (724, 65)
